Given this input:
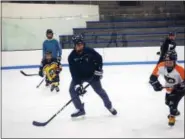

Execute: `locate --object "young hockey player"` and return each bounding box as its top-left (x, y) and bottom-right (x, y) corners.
top-left (68, 34), bottom-right (117, 118)
top-left (156, 32), bottom-right (176, 64)
top-left (39, 51), bottom-right (62, 92)
top-left (149, 50), bottom-right (185, 126)
top-left (43, 29), bottom-right (62, 62)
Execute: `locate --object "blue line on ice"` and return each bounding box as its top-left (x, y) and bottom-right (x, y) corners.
top-left (1, 60), bottom-right (184, 70)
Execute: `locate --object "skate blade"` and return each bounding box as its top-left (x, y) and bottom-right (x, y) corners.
top-left (71, 115), bottom-right (85, 121)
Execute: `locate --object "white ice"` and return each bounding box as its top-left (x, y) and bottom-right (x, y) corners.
top-left (2, 65), bottom-right (184, 138)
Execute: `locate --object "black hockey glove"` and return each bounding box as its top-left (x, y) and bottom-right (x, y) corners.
top-left (156, 51), bottom-right (161, 55)
top-left (149, 80), bottom-right (163, 91)
top-left (39, 70), bottom-right (44, 77)
top-left (174, 81), bottom-right (185, 91)
top-left (74, 84), bottom-right (87, 96)
top-left (94, 70), bottom-right (103, 81)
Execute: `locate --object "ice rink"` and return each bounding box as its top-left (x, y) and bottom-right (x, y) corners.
top-left (2, 64), bottom-right (184, 138)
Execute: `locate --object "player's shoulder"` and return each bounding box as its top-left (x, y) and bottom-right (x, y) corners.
top-left (43, 40), bottom-right (48, 44)
top-left (52, 39), bottom-right (58, 42)
top-left (156, 62), bottom-right (165, 68)
top-left (175, 63), bottom-right (184, 72)
top-left (68, 50), bottom-right (76, 59)
top-left (84, 46), bottom-right (95, 53)
top-left (41, 59), bottom-right (47, 65)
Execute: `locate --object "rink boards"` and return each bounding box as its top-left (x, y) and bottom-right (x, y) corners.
top-left (2, 46), bottom-right (185, 70)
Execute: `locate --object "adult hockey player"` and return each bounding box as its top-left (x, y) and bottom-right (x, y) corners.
top-left (43, 29), bottom-right (62, 62)
top-left (149, 50), bottom-right (184, 126)
top-left (156, 32), bottom-right (176, 64)
top-left (39, 51), bottom-right (62, 92)
top-left (68, 34), bottom-right (117, 118)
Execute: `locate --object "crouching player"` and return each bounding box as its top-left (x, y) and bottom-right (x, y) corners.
top-left (149, 50), bottom-right (185, 126)
top-left (39, 51), bottom-right (62, 92)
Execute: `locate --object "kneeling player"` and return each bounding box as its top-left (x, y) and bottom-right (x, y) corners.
top-left (149, 50), bottom-right (185, 126)
top-left (39, 51), bottom-right (62, 92)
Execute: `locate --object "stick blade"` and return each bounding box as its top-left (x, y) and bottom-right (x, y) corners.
top-left (20, 70), bottom-right (27, 76)
top-left (32, 121), bottom-right (47, 127)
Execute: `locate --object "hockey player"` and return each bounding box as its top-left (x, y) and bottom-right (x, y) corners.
top-left (149, 50), bottom-right (185, 126)
top-left (43, 29), bottom-right (62, 62)
top-left (39, 51), bottom-right (62, 92)
top-left (156, 32), bottom-right (176, 64)
top-left (68, 34), bottom-right (117, 118)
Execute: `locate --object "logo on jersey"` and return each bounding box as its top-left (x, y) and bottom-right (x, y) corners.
top-left (168, 43), bottom-right (175, 50)
top-left (164, 75), bottom-right (176, 84)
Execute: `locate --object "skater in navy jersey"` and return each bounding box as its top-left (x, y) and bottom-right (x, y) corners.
top-left (68, 34), bottom-right (117, 118)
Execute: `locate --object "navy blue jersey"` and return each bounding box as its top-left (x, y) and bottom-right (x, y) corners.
top-left (68, 47), bottom-right (102, 84)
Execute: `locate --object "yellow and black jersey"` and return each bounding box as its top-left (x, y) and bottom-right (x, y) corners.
top-left (40, 58), bottom-right (62, 81)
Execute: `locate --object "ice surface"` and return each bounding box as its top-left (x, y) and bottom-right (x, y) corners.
top-left (2, 65), bottom-right (184, 138)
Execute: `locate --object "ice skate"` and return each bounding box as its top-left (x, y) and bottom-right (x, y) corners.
top-left (71, 109), bottom-right (85, 118)
top-left (108, 107), bottom-right (117, 115)
top-left (168, 115), bottom-right (176, 126)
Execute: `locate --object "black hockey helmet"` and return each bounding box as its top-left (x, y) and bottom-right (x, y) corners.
top-left (46, 29), bottom-right (53, 34)
top-left (72, 34), bottom-right (84, 45)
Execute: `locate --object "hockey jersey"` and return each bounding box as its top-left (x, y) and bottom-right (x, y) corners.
top-left (40, 58), bottom-right (62, 81)
top-left (152, 62), bottom-right (184, 93)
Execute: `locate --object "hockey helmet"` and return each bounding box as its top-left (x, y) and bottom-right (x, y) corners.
top-left (72, 34), bottom-right (84, 45)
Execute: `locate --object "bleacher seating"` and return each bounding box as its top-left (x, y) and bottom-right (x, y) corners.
top-left (59, 1), bottom-right (185, 48)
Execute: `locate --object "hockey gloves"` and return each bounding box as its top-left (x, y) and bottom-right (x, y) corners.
top-left (174, 80), bottom-right (185, 91)
top-left (75, 84), bottom-right (87, 96)
top-left (94, 70), bottom-right (103, 81)
top-left (39, 70), bottom-right (44, 77)
top-left (156, 51), bottom-right (161, 55)
top-left (150, 80), bottom-right (163, 91)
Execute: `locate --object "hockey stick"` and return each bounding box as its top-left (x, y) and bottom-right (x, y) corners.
top-left (20, 70), bottom-right (38, 76)
top-left (32, 78), bottom-right (93, 127)
top-left (36, 76), bottom-right (45, 88)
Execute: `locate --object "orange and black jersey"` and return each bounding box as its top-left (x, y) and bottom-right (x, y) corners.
top-left (151, 62), bottom-right (184, 93)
